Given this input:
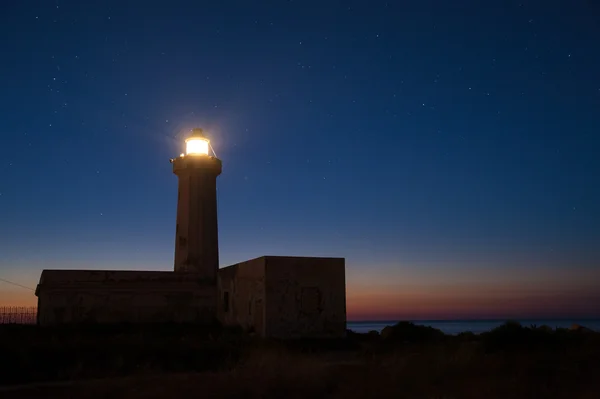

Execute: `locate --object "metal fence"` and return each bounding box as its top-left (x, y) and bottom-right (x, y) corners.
top-left (0, 306), bottom-right (37, 324)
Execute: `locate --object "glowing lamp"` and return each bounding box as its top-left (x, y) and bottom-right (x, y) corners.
top-left (185, 128), bottom-right (210, 156)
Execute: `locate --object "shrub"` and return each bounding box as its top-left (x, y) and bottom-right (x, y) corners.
top-left (380, 321), bottom-right (447, 344)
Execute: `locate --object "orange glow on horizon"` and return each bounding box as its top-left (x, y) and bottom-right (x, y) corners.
top-left (0, 290), bottom-right (37, 307)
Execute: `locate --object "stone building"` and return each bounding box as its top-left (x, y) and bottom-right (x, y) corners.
top-left (35, 128), bottom-right (347, 338)
top-left (218, 256), bottom-right (346, 338)
top-left (35, 270), bottom-right (216, 325)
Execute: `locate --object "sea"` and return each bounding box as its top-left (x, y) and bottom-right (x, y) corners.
top-left (346, 319), bottom-right (600, 335)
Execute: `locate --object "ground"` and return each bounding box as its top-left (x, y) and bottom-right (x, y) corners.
top-left (1, 322), bottom-right (600, 398)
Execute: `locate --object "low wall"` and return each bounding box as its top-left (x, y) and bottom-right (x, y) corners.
top-left (36, 270), bottom-right (217, 326)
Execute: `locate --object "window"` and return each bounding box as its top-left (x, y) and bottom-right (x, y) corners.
top-left (223, 292), bottom-right (229, 313)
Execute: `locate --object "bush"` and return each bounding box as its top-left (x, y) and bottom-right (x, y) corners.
top-left (380, 321), bottom-right (447, 344)
top-left (479, 320), bottom-right (583, 353)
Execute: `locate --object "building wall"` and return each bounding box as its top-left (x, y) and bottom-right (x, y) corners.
top-left (36, 270), bottom-right (217, 326)
top-left (264, 256), bottom-right (346, 339)
top-left (217, 256), bottom-right (346, 339)
top-left (35, 255), bottom-right (347, 337)
top-left (217, 257), bottom-right (266, 335)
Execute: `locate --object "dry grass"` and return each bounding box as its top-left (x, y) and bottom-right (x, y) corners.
top-left (4, 343), bottom-right (600, 399)
top-left (2, 322), bottom-right (600, 398)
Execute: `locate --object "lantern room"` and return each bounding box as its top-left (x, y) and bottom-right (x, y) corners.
top-left (185, 128), bottom-right (210, 156)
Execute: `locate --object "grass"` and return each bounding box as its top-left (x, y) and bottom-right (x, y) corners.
top-left (1, 321), bottom-right (599, 398)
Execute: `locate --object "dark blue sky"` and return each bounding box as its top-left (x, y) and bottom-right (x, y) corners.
top-left (1, 0), bottom-right (599, 318)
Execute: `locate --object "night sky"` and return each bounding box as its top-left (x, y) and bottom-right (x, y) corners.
top-left (1, 0), bottom-right (599, 320)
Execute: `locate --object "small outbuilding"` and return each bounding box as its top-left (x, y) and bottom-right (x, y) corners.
top-left (218, 256), bottom-right (346, 338)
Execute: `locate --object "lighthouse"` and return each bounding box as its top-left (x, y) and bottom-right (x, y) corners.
top-left (171, 128), bottom-right (222, 279)
top-left (36, 125), bottom-right (345, 337)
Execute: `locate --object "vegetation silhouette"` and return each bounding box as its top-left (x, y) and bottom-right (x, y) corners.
top-left (1, 320), bottom-right (599, 398)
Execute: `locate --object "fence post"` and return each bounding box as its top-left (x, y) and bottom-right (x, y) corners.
top-left (0, 306), bottom-right (37, 325)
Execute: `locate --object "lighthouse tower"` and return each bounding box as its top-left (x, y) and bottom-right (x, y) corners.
top-left (171, 128), bottom-right (222, 280)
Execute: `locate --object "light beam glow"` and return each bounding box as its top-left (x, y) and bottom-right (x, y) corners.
top-left (185, 138), bottom-right (209, 156)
